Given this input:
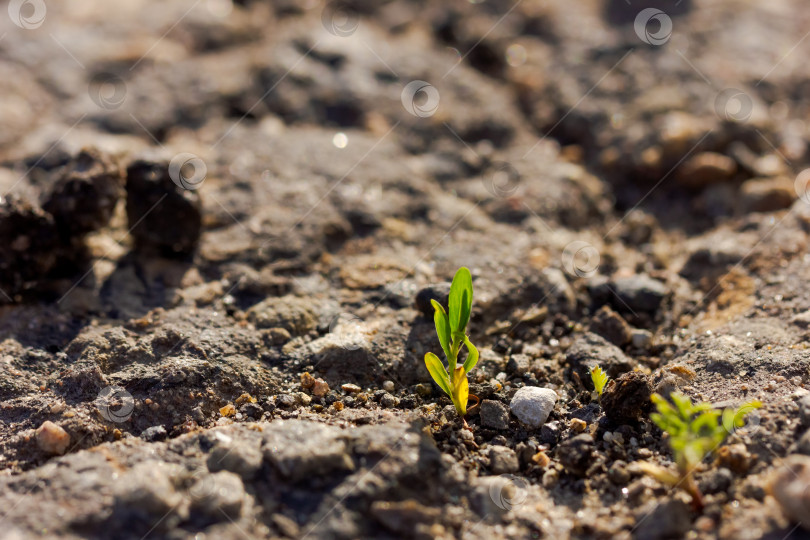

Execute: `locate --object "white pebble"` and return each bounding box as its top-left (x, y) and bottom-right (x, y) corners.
top-left (509, 387), bottom-right (557, 428)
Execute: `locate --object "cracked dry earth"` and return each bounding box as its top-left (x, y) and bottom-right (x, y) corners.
top-left (4, 1), bottom-right (810, 539)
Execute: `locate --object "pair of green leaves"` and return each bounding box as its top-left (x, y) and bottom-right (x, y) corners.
top-left (424, 267), bottom-right (479, 416)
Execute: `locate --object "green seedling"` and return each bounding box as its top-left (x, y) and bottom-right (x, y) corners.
top-left (424, 267), bottom-right (480, 419)
top-left (590, 365), bottom-right (609, 398)
top-left (639, 392), bottom-right (762, 511)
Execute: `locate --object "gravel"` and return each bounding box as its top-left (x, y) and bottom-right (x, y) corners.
top-left (509, 387), bottom-right (557, 428)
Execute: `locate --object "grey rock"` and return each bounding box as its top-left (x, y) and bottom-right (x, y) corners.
top-left (480, 400), bottom-right (510, 430)
top-left (634, 497), bottom-right (692, 540)
top-left (557, 434), bottom-right (594, 477)
top-left (630, 329), bottom-right (653, 349)
top-left (208, 438), bottom-right (263, 480)
top-left (509, 387), bottom-right (557, 428)
top-left (248, 295), bottom-right (318, 335)
top-left (379, 393), bottom-right (399, 408)
top-left (140, 425), bottom-right (167, 442)
top-left (698, 467), bottom-right (733, 495)
top-left (566, 332), bottom-right (634, 387)
top-left (189, 471), bottom-right (245, 522)
top-left (488, 445), bottom-right (519, 474)
top-left (506, 353), bottom-right (531, 375)
top-left (611, 275), bottom-right (668, 313)
top-left (113, 462), bottom-right (185, 522)
top-left (262, 420), bottom-right (354, 482)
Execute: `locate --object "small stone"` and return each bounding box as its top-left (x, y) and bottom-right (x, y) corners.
top-left (35, 421), bottom-right (70, 455)
top-left (114, 462), bottom-right (183, 520)
top-left (277, 394), bottom-right (296, 408)
top-left (189, 471), bottom-right (245, 522)
top-left (590, 305), bottom-right (632, 346)
top-left (414, 384), bottom-right (432, 397)
top-left (341, 383), bottom-right (362, 393)
top-left (488, 445), bottom-right (519, 474)
top-left (630, 329), bottom-right (653, 349)
top-left (634, 497), bottom-right (692, 539)
top-left (240, 402), bottom-right (264, 419)
top-left (506, 354), bottom-right (531, 375)
top-left (532, 450), bottom-right (551, 468)
top-left (509, 387), bottom-right (557, 428)
top-left (300, 372), bottom-right (316, 389)
top-left (312, 379), bottom-right (330, 397)
top-left (332, 401), bottom-right (344, 411)
top-left (208, 440), bottom-right (263, 479)
top-left (382, 380), bottom-right (395, 392)
top-left (699, 467), bottom-right (733, 494)
top-left (610, 275), bottom-right (668, 313)
top-left (769, 455), bottom-right (810, 531)
top-left (380, 393), bottom-right (399, 408)
top-left (739, 176), bottom-right (795, 213)
top-left (265, 327), bottom-right (292, 346)
top-left (141, 425), bottom-right (168, 442)
top-left (608, 460), bottom-right (630, 484)
top-left (234, 393), bottom-right (256, 406)
top-left (676, 151), bottom-right (737, 189)
top-left (219, 403), bottom-right (236, 417)
top-left (295, 392), bottom-right (312, 406)
top-left (601, 371), bottom-right (653, 422)
top-left (570, 418), bottom-right (587, 433)
top-left (557, 434), bottom-right (595, 477)
top-left (479, 400), bottom-right (510, 430)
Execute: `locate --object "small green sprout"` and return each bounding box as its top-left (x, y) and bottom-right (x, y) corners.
top-left (590, 365), bottom-right (609, 397)
top-left (424, 267), bottom-right (479, 418)
top-left (639, 392), bottom-right (762, 511)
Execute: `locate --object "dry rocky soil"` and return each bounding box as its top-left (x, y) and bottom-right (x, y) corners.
top-left (2, 1), bottom-right (810, 539)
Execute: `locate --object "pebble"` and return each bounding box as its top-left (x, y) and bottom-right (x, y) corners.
top-left (312, 379), bottom-right (330, 397)
top-left (608, 460), bottom-right (630, 484)
top-left (509, 387), bottom-right (557, 428)
top-left (570, 418), bottom-right (587, 433)
top-left (208, 440), bottom-right (263, 479)
top-left (379, 393), bottom-right (399, 408)
top-left (630, 329), bottom-right (653, 349)
top-left (676, 151), bottom-right (737, 189)
top-left (797, 429), bottom-right (810, 455)
top-left (769, 455), bottom-right (810, 531)
top-left (610, 275), bottom-right (668, 313)
top-left (798, 395), bottom-right (810, 426)
top-left (558, 434), bottom-right (594, 477)
top-left (739, 176), bottom-right (795, 213)
top-left (141, 425), bottom-right (168, 442)
top-left (590, 305), bottom-right (632, 346)
top-left (341, 383), bottom-right (362, 393)
top-left (488, 445), bottom-right (519, 474)
top-left (189, 471), bottom-right (245, 521)
top-left (382, 380), bottom-right (395, 392)
top-left (35, 421), bottom-right (70, 455)
top-left (479, 400), bottom-right (510, 430)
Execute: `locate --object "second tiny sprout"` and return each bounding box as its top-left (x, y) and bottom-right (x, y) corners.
top-left (424, 267), bottom-right (480, 418)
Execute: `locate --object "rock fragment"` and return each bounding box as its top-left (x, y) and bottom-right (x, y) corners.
top-left (35, 421), bottom-right (70, 455)
top-left (509, 387), bottom-right (557, 428)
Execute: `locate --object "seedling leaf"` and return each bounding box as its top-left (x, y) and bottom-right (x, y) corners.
top-left (430, 299), bottom-right (452, 361)
top-left (590, 365), bottom-right (609, 396)
top-left (448, 267), bottom-right (472, 335)
top-left (462, 335), bottom-right (479, 373)
top-left (425, 352), bottom-right (451, 396)
top-left (452, 366), bottom-right (468, 416)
